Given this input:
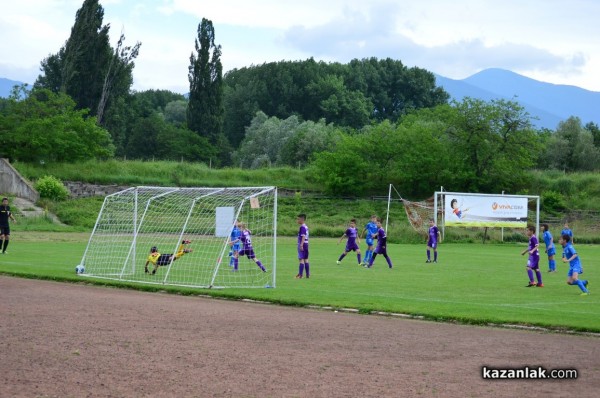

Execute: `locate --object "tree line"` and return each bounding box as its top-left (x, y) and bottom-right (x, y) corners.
top-left (1, 0), bottom-right (599, 198)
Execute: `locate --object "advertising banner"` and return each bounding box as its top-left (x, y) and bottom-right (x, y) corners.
top-left (445, 194), bottom-right (528, 228)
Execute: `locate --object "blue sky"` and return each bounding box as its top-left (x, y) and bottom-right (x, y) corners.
top-left (1, 0), bottom-right (599, 93)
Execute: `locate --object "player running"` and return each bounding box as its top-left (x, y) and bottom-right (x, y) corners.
top-left (366, 218), bottom-right (393, 269)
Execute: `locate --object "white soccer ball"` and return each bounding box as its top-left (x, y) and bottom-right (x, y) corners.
top-left (75, 265), bottom-right (85, 274)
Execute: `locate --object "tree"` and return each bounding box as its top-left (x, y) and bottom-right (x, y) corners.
top-left (546, 117), bottom-right (600, 171)
top-left (35, 0), bottom-right (140, 125)
top-left (187, 18), bottom-right (226, 162)
top-left (444, 98), bottom-right (540, 192)
top-left (0, 88), bottom-right (114, 162)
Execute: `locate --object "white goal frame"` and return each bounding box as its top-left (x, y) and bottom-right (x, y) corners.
top-left (78, 186), bottom-right (277, 288)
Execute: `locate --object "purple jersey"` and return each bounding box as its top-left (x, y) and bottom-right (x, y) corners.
top-left (428, 225), bottom-right (439, 246)
top-left (240, 229), bottom-right (256, 259)
top-left (298, 223), bottom-right (309, 259)
top-left (527, 235), bottom-right (540, 269)
top-left (344, 227), bottom-right (359, 251)
top-left (374, 227), bottom-right (387, 254)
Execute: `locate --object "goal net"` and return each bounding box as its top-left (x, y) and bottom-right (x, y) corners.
top-left (385, 184), bottom-right (437, 236)
top-left (78, 186), bottom-right (277, 288)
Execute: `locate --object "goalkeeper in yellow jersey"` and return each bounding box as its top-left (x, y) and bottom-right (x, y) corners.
top-left (145, 240), bottom-right (193, 274)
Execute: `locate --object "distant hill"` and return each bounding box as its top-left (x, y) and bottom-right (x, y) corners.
top-left (435, 68), bottom-right (600, 130)
top-left (0, 77), bottom-right (25, 98)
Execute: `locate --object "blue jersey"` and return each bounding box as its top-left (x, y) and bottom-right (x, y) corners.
top-left (563, 243), bottom-right (581, 269)
top-left (365, 222), bottom-right (378, 242)
top-left (230, 226), bottom-right (241, 249)
top-left (560, 228), bottom-right (573, 239)
top-left (542, 231), bottom-right (553, 249)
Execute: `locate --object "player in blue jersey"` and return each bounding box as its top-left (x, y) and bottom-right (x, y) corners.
top-left (360, 215), bottom-right (378, 266)
top-left (560, 221), bottom-right (574, 244)
top-left (541, 223), bottom-right (556, 272)
top-left (425, 218), bottom-right (441, 263)
top-left (237, 222), bottom-right (266, 272)
top-left (337, 219), bottom-right (362, 265)
top-left (560, 234), bottom-right (589, 296)
top-left (366, 218), bottom-right (393, 269)
top-left (296, 214), bottom-right (310, 279)
top-left (228, 220), bottom-right (242, 268)
top-left (521, 226), bottom-right (543, 287)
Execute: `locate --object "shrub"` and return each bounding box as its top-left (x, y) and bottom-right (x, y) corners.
top-left (35, 175), bottom-right (69, 201)
top-left (541, 190), bottom-right (567, 214)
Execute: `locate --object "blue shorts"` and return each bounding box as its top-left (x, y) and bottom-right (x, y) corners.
top-left (231, 242), bottom-right (241, 252)
top-left (567, 264), bottom-right (583, 277)
top-left (546, 247), bottom-right (556, 257)
top-left (366, 238), bottom-right (374, 247)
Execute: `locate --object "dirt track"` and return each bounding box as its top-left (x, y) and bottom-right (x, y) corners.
top-left (1, 276), bottom-right (599, 397)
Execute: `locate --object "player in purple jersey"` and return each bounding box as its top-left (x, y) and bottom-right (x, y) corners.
top-left (521, 225), bottom-right (543, 287)
top-left (337, 219), bottom-right (362, 265)
top-left (236, 222), bottom-right (266, 272)
top-left (425, 219), bottom-right (441, 263)
top-left (296, 214), bottom-right (310, 278)
top-left (366, 218), bottom-right (393, 269)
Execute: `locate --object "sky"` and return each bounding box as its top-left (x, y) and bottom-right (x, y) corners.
top-left (1, 0), bottom-right (599, 94)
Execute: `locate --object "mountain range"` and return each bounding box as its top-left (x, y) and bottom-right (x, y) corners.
top-left (435, 68), bottom-right (600, 129)
top-left (2, 69), bottom-right (599, 130)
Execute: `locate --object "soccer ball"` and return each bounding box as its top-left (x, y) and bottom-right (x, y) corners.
top-left (75, 265), bottom-right (85, 274)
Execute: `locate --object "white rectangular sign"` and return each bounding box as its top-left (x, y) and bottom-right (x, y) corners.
top-left (445, 194), bottom-right (528, 228)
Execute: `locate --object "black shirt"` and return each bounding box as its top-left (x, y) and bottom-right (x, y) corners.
top-left (0, 205), bottom-right (11, 225)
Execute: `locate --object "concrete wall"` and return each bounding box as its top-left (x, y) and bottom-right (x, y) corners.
top-left (64, 181), bottom-right (130, 198)
top-left (0, 158), bottom-right (39, 202)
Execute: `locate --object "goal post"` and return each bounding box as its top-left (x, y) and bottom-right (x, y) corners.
top-left (78, 186), bottom-right (277, 288)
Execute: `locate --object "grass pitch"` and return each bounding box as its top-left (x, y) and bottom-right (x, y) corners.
top-left (1, 232), bottom-right (598, 332)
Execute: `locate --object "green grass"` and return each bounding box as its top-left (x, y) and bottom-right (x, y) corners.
top-left (2, 232), bottom-right (598, 333)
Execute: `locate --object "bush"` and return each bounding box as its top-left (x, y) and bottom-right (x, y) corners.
top-left (542, 190), bottom-right (567, 214)
top-left (35, 175), bottom-right (69, 201)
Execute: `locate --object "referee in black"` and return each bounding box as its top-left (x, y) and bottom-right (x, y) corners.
top-left (0, 197), bottom-right (16, 254)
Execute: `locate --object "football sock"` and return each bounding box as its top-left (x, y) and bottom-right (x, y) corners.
top-left (575, 280), bottom-right (588, 293)
top-left (256, 260), bottom-right (265, 271)
top-left (2, 240), bottom-right (8, 252)
top-left (434, 251), bottom-right (438, 261)
top-left (369, 253), bottom-right (377, 267)
top-left (357, 253), bottom-right (361, 264)
top-left (298, 263), bottom-right (304, 276)
top-left (385, 255), bottom-right (393, 268)
top-left (535, 271), bottom-right (543, 284)
top-left (366, 250), bottom-right (373, 263)
top-left (305, 262), bottom-right (310, 277)
top-left (426, 250), bottom-right (431, 260)
top-left (234, 258), bottom-right (239, 270)
top-left (338, 253), bottom-right (346, 261)
top-left (549, 259), bottom-right (556, 271)
top-left (527, 269), bottom-right (534, 282)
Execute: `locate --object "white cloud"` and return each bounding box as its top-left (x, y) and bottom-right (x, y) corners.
top-left (1, 0), bottom-right (599, 92)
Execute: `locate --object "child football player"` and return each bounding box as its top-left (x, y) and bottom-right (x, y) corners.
top-left (366, 218), bottom-right (393, 269)
top-left (521, 226), bottom-right (543, 287)
top-left (560, 234), bottom-right (589, 296)
top-left (360, 215), bottom-right (378, 266)
top-left (426, 218), bottom-right (441, 263)
top-left (541, 223), bottom-right (556, 272)
top-left (296, 214), bottom-right (310, 279)
top-left (337, 219), bottom-right (362, 265)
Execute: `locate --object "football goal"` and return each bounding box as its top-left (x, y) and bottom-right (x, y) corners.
top-left (78, 186), bottom-right (277, 288)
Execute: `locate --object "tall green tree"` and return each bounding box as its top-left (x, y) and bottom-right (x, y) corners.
top-left (35, 0), bottom-right (140, 125)
top-left (187, 18), bottom-right (226, 162)
top-left (546, 117), bottom-right (600, 171)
